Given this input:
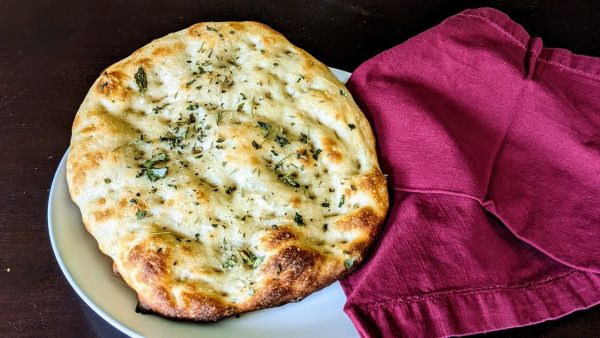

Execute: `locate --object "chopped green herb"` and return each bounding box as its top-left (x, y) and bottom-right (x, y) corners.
top-left (340, 89), bottom-right (347, 96)
top-left (129, 198), bottom-right (137, 204)
top-left (275, 134), bottom-right (290, 147)
top-left (294, 212), bottom-right (304, 226)
top-left (211, 223), bottom-right (218, 228)
top-left (252, 140), bottom-right (261, 149)
top-left (239, 249), bottom-right (264, 269)
top-left (142, 153), bottom-right (167, 169)
top-left (300, 133), bottom-right (308, 144)
top-left (237, 102), bottom-right (245, 112)
top-left (185, 79), bottom-right (196, 86)
top-left (297, 74), bottom-right (305, 83)
top-left (271, 224), bottom-right (278, 230)
top-left (145, 167), bottom-right (168, 182)
top-left (195, 233), bottom-right (200, 241)
top-left (152, 103), bottom-right (169, 114)
top-left (338, 195), bottom-right (345, 208)
top-left (348, 123), bottom-right (356, 130)
top-left (128, 137), bottom-right (149, 147)
top-left (206, 26), bottom-right (218, 32)
top-left (321, 202), bottom-right (330, 208)
top-left (312, 149), bottom-right (322, 161)
top-left (223, 255), bottom-right (237, 268)
top-left (225, 186), bottom-right (235, 194)
top-left (187, 103), bottom-right (199, 110)
top-left (104, 178), bottom-right (111, 184)
top-left (322, 223), bottom-right (328, 231)
top-left (135, 210), bottom-right (147, 219)
top-left (280, 175), bottom-right (300, 188)
top-left (160, 128), bottom-right (187, 149)
top-left (216, 136), bottom-right (225, 143)
top-left (351, 184), bottom-right (357, 191)
top-left (137, 154), bottom-right (168, 181)
top-left (134, 67), bottom-right (148, 94)
top-left (257, 121), bottom-right (272, 132)
top-left (142, 153), bottom-right (167, 168)
top-left (344, 258), bottom-right (356, 269)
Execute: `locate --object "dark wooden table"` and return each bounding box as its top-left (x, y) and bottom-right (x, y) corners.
top-left (1, 0), bottom-right (599, 336)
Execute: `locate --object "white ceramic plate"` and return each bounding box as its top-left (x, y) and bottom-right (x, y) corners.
top-left (48, 68), bottom-right (358, 338)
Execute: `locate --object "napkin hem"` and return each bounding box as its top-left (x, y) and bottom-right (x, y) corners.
top-left (460, 8), bottom-right (600, 78)
top-left (343, 271), bottom-right (600, 337)
top-left (348, 271), bottom-right (575, 310)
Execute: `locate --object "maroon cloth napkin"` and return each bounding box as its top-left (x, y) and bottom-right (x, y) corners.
top-left (341, 8), bottom-right (600, 337)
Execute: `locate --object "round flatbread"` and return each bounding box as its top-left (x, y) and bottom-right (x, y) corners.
top-left (67, 21), bottom-right (388, 321)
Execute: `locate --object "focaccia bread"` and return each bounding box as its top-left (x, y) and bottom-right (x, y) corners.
top-left (67, 21), bottom-right (388, 322)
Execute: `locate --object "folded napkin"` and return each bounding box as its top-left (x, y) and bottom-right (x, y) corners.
top-left (341, 7), bottom-right (600, 337)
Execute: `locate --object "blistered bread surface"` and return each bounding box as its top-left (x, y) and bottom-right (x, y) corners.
top-left (67, 21), bottom-right (388, 321)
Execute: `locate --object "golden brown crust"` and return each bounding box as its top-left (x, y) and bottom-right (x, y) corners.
top-left (67, 21), bottom-right (388, 321)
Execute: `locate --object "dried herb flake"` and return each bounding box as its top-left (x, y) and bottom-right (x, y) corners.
top-left (338, 195), bottom-right (345, 208)
top-left (344, 258), bottom-right (356, 269)
top-left (294, 212), bottom-right (304, 226)
top-left (223, 255), bottom-right (237, 268)
top-left (239, 249), bottom-right (264, 269)
top-left (257, 121), bottom-right (271, 132)
top-left (275, 134), bottom-right (290, 147)
top-left (135, 210), bottom-right (147, 219)
top-left (312, 149), bottom-right (322, 161)
top-left (300, 133), bottom-right (308, 144)
top-left (134, 67), bottom-right (148, 94)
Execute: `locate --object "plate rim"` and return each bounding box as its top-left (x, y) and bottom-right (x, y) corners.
top-left (48, 67), bottom-right (352, 338)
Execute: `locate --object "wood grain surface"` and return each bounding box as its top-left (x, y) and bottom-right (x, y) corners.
top-left (1, 0), bottom-right (598, 336)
